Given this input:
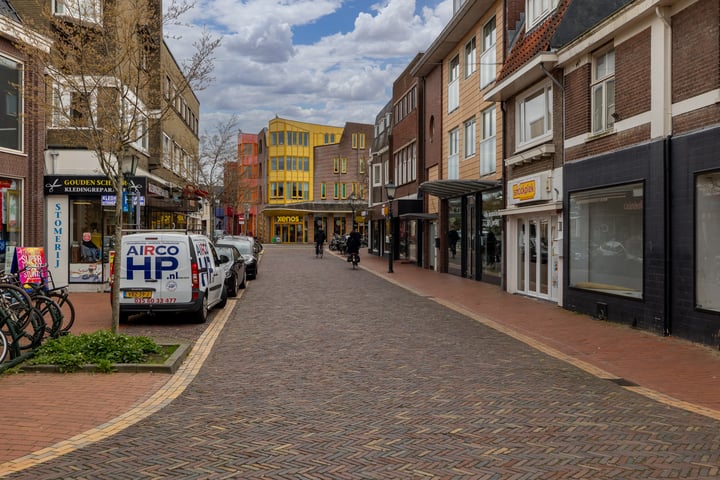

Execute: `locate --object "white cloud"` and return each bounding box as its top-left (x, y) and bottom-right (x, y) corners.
top-left (165, 0), bottom-right (452, 134)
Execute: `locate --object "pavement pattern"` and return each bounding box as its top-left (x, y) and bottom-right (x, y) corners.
top-left (2, 245), bottom-right (720, 479)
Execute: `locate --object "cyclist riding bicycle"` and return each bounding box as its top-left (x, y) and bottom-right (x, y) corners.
top-left (315, 228), bottom-right (326, 257)
top-left (345, 228), bottom-right (361, 262)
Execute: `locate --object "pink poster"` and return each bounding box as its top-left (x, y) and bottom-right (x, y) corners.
top-left (15, 247), bottom-right (47, 288)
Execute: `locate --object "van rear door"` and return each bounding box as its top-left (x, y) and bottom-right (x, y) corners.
top-left (120, 234), bottom-right (192, 305)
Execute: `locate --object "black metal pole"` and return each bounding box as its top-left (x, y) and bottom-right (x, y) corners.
top-left (388, 200), bottom-right (393, 273)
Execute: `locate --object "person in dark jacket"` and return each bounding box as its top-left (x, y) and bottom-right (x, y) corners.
top-left (315, 228), bottom-right (326, 257)
top-left (346, 228), bottom-right (362, 257)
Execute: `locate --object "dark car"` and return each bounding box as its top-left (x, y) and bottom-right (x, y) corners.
top-left (217, 236), bottom-right (258, 279)
top-left (216, 245), bottom-right (247, 297)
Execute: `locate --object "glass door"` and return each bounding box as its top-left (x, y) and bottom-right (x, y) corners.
top-left (518, 217), bottom-right (550, 298)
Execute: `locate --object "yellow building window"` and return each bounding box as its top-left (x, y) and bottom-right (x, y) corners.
top-left (321, 182), bottom-right (326, 199)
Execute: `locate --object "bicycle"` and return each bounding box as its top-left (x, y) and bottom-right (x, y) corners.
top-left (0, 282), bottom-right (45, 354)
top-left (1, 268), bottom-right (68, 339)
top-left (9, 265), bottom-right (74, 335)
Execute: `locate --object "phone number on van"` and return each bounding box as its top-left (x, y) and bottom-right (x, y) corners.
top-left (133, 297), bottom-right (177, 304)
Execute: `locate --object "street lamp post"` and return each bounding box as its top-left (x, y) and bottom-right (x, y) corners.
top-left (348, 192), bottom-right (357, 230)
top-left (384, 182), bottom-right (396, 273)
top-left (244, 203), bottom-right (250, 236)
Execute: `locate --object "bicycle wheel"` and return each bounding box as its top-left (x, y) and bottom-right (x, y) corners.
top-left (0, 316), bottom-right (9, 363)
top-left (34, 295), bottom-right (64, 338)
top-left (0, 305), bottom-right (44, 352)
top-left (50, 292), bottom-right (75, 333)
top-left (0, 283), bottom-right (46, 349)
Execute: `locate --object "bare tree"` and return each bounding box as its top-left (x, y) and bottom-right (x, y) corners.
top-left (18, 0), bottom-right (220, 332)
top-left (197, 114), bottom-right (240, 233)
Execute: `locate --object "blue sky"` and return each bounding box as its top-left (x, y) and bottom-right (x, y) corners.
top-left (165, 0), bottom-right (453, 135)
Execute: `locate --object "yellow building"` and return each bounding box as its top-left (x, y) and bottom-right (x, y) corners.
top-left (265, 117), bottom-right (346, 243)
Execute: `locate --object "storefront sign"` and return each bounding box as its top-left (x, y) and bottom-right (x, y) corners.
top-left (44, 175), bottom-right (146, 195)
top-left (512, 179), bottom-right (537, 202)
top-left (275, 215), bottom-right (300, 223)
top-left (508, 172), bottom-right (554, 205)
top-left (148, 183), bottom-right (169, 198)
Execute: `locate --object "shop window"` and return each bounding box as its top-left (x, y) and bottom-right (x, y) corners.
top-left (569, 182), bottom-right (643, 298)
top-left (696, 171), bottom-right (720, 312)
top-left (0, 178), bottom-right (22, 267)
top-left (70, 199), bottom-right (103, 283)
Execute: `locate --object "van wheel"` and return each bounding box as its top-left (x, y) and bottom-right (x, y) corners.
top-left (239, 271), bottom-right (247, 290)
top-left (195, 296), bottom-right (209, 323)
top-left (120, 312), bottom-right (130, 324)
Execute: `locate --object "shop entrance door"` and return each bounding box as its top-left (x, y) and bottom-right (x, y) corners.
top-left (517, 217), bottom-right (549, 298)
top-left (278, 223), bottom-right (304, 243)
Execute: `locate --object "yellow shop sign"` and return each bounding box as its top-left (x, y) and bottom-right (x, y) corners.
top-left (512, 180), bottom-right (536, 201)
top-left (275, 215), bottom-right (300, 224)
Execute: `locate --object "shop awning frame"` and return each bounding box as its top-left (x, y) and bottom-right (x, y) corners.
top-left (419, 179), bottom-right (500, 199)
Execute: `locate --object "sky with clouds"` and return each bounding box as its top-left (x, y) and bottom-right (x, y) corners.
top-left (165, 0), bottom-right (453, 135)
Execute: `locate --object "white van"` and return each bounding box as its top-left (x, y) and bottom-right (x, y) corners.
top-left (117, 232), bottom-right (228, 323)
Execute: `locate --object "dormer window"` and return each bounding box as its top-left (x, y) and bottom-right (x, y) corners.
top-left (526, 0), bottom-right (558, 30)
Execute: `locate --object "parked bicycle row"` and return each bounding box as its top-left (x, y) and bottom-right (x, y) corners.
top-left (0, 266), bottom-right (75, 366)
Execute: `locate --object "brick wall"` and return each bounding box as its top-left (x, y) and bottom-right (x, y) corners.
top-left (564, 64), bottom-right (590, 139)
top-left (615, 28), bottom-right (651, 121)
top-left (672, 0), bottom-right (719, 104)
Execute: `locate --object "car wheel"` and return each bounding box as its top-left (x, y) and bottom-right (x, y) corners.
top-left (239, 271), bottom-right (247, 289)
top-left (217, 288), bottom-right (228, 309)
top-left (195, 295), bottom-right (209, 323)
top-left (228, 274), bottom-right (238, 297)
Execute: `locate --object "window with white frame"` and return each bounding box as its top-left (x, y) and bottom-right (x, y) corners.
top-left (448, 55), bottom-right (460, 113)
top-left (0, 55), bottom-right (22, 151)
top-left (465, 37), bottom-right (476, 77)
top-left (464, 118), bottom-right (476, 159)
top-left (372, 163), bottom-right (382, 187)
top-left (527, 0), bottom-right (558, 29)
top-left (592, 48), bottom-right (615, 134)
top-left (54, 0), bottom-right (102, 24)
top-left (448, 128), bottom-right (459, 179)
top-left (517, 83), bottom-right (552, 147)
top-left (480, 17), bottom-right (496, 88)
top-left (480, 106), bottom-right (496, 175)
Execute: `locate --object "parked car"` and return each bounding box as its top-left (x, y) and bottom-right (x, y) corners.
top-left (115, 232), bottom-right (227, 323)
top-left (216, 236), bottom-right (258, 279)
top-left (216, 245), bottom-right (246, 297)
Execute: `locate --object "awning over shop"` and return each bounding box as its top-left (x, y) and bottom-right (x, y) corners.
top-left (419, 179), bottom-right (500, 199)
top-left (398, 212), bottom-right (438, 220)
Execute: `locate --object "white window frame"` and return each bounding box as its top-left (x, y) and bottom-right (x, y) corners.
top-left (465, 37), bottom-right (476, 78)
top-left (480, 17), bottom-right (496, 88)
top-left (372, 163), bottom-right (382, 187)
top-left (464, 118), bottom-right (476, 159)
top-left (54, 0), bottom-right (103, 24)
top-left (591, 48), bottom-right (615, 135)
top-left (448, 128), bottom-right (459, 180)
top-left (516, 81), bottom-right (553, 148)
top-left (448, 55), bottom-right (460, 113)
top-left (480, 106), bottom-right (496, 175)
top-left (526, 0), bottom-right (558, 29)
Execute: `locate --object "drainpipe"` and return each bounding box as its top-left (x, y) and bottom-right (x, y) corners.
top-left (663, 136), bottom-right (672, 336)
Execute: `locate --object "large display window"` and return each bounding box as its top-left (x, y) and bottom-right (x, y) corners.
top-left (696, 171), bottom-right (720, 312)
top-left (569, 182), bottom-right (643, 298)
top-left (70, 199), bottom-right (108, 283)
top-left (0, 178), bottom-right (21, 268)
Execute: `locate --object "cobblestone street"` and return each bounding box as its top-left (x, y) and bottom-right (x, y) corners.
top-left (4, 246), bottom-right (720, 479)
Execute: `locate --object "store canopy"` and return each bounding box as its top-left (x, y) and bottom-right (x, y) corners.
top-left (419, 179), bottom-right (500, 200)
top-left (398, 212), bottom-right (438, 220)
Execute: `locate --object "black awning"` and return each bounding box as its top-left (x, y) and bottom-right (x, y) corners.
top-left (398, 213), bottom-right (438, 220)
top-left (419, 179), bottom-right (500, 199)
